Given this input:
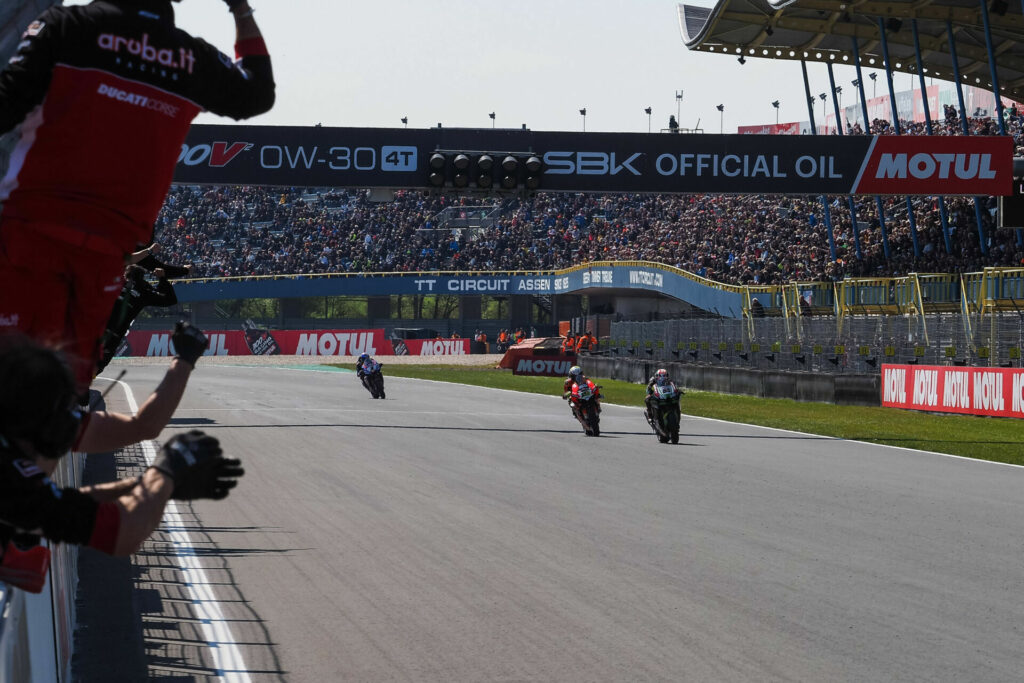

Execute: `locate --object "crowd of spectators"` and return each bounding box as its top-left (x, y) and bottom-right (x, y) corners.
top-left (152, 114), bottom-right (1024, 286)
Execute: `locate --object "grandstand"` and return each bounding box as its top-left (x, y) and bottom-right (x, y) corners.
top-left (155, 178), bottom-right (1021, 285)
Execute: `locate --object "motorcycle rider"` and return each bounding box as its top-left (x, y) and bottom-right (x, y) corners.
top-left (562, 365), bottom-right (584, 398)
top-left (645, 368), bottom-right (678, 418)
top-left (355, 352), bottom-right (382, 396)
top-left (564, 366), bottom-right (600, 418)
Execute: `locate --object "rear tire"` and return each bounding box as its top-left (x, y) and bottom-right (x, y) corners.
top-left (670, 432), bottom-right (679, 444)
top-left (658, 434), bottom-right (669, 443)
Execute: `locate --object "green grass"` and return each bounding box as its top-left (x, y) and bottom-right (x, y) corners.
top-left (329, 363), bottom-right (1024, 466)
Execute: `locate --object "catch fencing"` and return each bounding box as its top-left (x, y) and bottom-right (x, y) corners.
top-left (602, 311), bottom-right (1023, 375)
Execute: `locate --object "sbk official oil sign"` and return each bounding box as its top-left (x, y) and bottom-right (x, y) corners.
top-left (175, 124), bottom-right (1013, 196)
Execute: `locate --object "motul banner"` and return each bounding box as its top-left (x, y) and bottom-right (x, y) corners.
top-left (401, 338), bottom-right (470, 356)
top-left (174, 124), bottom-right (1014, 196)
top-left (737, 122), bottom-right (801, 136)
top-left (852, 136), bottom-right (1013, 196)
top-left (881, 364), bottom-right (1024, 418)
top-left (510, 357), bottom-right (577, 377)
top-left (121, 328), bottom-right (391, 356)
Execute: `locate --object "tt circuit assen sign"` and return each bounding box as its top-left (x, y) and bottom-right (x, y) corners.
top-left (173, 125), bottom-right (1013, 196)
top-left (881, 364), bottom-right (1024, 418)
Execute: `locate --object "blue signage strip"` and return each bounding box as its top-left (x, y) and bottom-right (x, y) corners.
top-left (173, 265), bottom-right (747, 317)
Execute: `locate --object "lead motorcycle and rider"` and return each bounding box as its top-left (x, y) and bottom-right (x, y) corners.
top-left (563, 365), bottom-right (602, 436)
top-left (644, 368), bottom-right (682, 444)
top-left (356, 352), bottom-right (386, 399)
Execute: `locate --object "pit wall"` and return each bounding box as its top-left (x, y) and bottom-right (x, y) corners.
top-left (0, 452), bottom-right (82, 683)
top-left (581, 357), bottom-right (881, 406)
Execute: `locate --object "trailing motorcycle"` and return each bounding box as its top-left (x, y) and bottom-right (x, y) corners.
top-left (645, 381), bottom-right (681, 444)
top-left (567, 380), bottom-right (602, 436)
top-left (359, 359), bottom-right (386, 399)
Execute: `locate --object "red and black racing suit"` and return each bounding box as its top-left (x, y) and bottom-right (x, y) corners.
top-left (0, 447), bottom-right (120, 557)
top-left (0, 0), bottom-right (274, 391)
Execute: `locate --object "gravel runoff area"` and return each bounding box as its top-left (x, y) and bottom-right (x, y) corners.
top-left (106, 354), bottom-right (507, 367)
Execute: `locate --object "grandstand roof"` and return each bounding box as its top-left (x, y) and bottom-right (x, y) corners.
top-left (678, 0), bottom-right (1024, 104)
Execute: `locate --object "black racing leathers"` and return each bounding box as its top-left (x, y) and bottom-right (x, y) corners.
top-left (96, 272), bottom-right (178, 373)
top-left (0, 447), bottom-right (117, 553)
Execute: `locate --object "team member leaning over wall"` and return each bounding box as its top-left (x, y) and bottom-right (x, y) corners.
top-left (0, 325), bottom-right (243, 593)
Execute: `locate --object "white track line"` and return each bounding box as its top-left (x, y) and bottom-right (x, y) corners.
top-left (99, 376), bottom-right (252, 682)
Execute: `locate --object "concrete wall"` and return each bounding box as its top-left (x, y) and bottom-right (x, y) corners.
top-left (612, 296), bottom-right (691, 320)
top-left (581, 357), bottom-right (880, 406)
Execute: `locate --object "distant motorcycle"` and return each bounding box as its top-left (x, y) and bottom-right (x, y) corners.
top-left (645, 381), bottom-right (681, 444)
top-left (359, 359), bottom-right (386, 399)
top-left (567, 379), bottom-right (601, 436)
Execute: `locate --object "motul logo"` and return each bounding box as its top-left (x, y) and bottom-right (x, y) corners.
top-left (854, 136), bottom-right (1012, 196)
top-left (514, 359), bottom-right (573, 376)
top-left (419, 340), bottom-right (466, 356)
top-left (875, 153), bottom-right (996, 180)
top-left (294, 332), bottom-right (377, 356)
top-left (178, 142), bottom-right (253, 167)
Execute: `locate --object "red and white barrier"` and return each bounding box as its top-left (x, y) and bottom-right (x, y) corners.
top-left (119, 328), bottom-right (472, 357)
top-left (881, 364), bottom-right (1024, 418)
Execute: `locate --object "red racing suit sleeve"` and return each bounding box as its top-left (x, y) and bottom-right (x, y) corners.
top-left (0, 455), bottom-right (119, 552)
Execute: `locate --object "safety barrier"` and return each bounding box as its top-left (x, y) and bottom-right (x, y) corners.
top-left (582, 357), bottom-right (880, 406)
top-left (0, 451), bottom-right (83, 683)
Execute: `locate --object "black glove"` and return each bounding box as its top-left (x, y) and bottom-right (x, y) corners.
top-left (224, 0), bottom-right (248, 11)
top-left (172, 321), bottom-right (208, 367)
top-left (151, 431), bottom-right (244, 501)
top-left (173, 456), bottom-right (244, 501)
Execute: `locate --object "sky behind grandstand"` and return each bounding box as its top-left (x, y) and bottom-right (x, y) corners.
top-left (67, 0), bottom-right (906, 133)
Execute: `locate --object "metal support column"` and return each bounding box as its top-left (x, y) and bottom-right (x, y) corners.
top-left (912, 18), bottom-right (953, 255)
top-left (947, 20), bottom-right (990, 255)
top-left (800, 60), bottom-right (817, 133)
top-left (852, 36), bottom-right (891, 259)
top-left (878, 16), bottom-right (920, 259)
top-left (821, 195), bottom-right (838, 261)
top-left (802, 61), bottom-right (836, 261)
top-left (979, 0), bottom-right (1024, 246)
top-left (828, 62), bottom-right (862, 260)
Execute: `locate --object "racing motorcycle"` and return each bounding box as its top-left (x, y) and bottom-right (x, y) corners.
top-left (567, 380), bottom-right (601, 436)
top-left (359, 359), bottom-right (386, 399)
top-left (644, 381), bottom-right (681, 444)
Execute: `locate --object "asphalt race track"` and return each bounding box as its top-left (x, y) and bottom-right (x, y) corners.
top-left (80, 362), bottom-right (1024, 682)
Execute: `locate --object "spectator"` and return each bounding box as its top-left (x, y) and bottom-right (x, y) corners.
top-left (750, 297), bottom-right (766, 318)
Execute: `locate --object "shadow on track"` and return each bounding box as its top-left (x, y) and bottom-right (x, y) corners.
top-left (175, 422), bottom-right (639, 435)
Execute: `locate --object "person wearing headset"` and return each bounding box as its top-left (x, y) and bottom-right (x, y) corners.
top-left (0, 329), bottom-right (243, 593)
